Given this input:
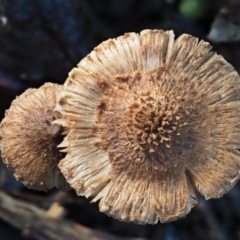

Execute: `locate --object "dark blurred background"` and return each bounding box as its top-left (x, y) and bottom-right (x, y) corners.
top-left (0, 0), bottom-right (240, 239)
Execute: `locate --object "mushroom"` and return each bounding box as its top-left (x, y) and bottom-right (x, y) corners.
top-left (0, 83), bottom-right (70, 191)
top-left (55, 29), bottom-right (240, 224)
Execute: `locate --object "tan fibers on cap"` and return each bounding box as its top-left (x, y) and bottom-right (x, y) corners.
top-left (0, 83), bottom-right (70, 191)
top-left (55, 30), bottom-right (240, 224)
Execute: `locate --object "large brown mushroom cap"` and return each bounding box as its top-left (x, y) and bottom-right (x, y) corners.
top-left (0, 83), bottom-right (70, 191)
top-left (55, 30), bottom-right (240, 224)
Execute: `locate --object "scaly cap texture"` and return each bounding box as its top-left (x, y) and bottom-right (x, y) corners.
top-left (0, 83), bottom-right (70, 191)
top-left (55, 30), bottom-right (240, 224)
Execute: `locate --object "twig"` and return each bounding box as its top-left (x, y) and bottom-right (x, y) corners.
top-left (3, 189), bottom-right (72, 205)
top-left (0, 191), bottom-right (145, 240)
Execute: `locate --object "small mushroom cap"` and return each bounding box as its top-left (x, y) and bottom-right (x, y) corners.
top-left (0, 83), bottom-right (70, 191)
top-left (55, 30), bottom-right (240, 224)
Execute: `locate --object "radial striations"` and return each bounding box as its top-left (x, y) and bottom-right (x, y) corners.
top-left (55, 30), bottom-right (240, 224)
top-left (0, 83), bottom-right (70, 191)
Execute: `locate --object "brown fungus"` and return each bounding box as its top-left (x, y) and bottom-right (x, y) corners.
top-left (0, 83), bottom-right (70, 191)
top-left (55, 30), bottom-right (240, 224)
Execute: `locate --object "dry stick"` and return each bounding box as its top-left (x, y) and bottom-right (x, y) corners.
top-left (0, 191), bottom-right (145, 240)
top-left (4, 190), bottom-right (72, 205)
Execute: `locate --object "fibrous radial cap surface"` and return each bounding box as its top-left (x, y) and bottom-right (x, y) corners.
top-left (55, 29), bottom-right (240, 224)
top-left (0, 83), bottom-right (70, 191)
